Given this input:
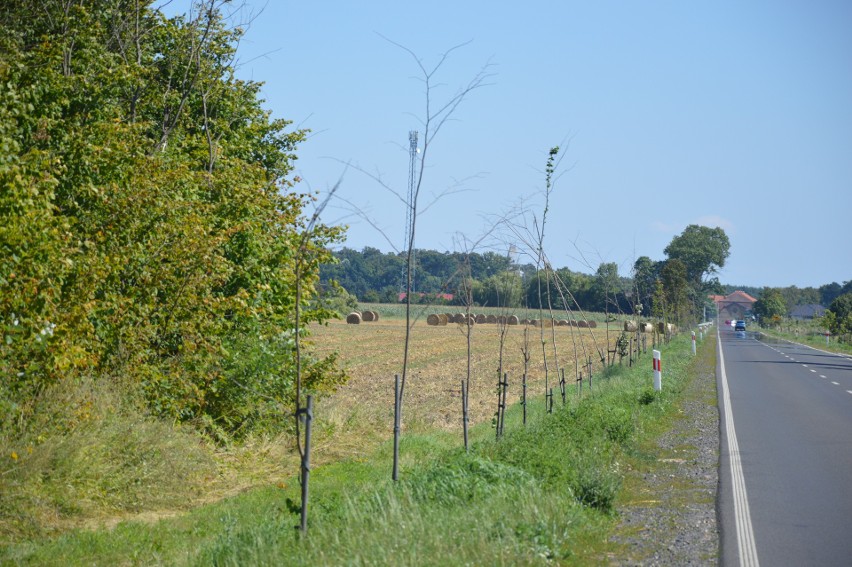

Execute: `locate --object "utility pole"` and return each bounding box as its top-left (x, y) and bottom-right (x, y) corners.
top-left (400, 131), bottom-right (418, 296)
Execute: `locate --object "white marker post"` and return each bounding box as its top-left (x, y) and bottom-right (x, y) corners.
top-left (652, 349), bottom-right (662, 391)
top-left (692, 331), bottom-right (697, 355)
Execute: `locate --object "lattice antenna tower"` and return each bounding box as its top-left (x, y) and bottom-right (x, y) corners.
top-left (401, 130), bottom-right (419, 294)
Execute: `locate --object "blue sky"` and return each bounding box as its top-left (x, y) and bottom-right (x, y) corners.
top-left (165, 1), bottom-right (851, 288)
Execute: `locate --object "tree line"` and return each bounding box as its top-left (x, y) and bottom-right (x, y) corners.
top-left (320, 246), bottom-right (635, 313)
top-left (323, 227), bottom-right (850, 336)
top-left (321, 225), bottom-right (732, 324)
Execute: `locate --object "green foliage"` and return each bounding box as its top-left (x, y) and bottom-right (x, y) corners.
top-left (655, 259), bottom-right (692, 326)
top-left (825, 293), bottom-right (852, 337)
top-left (0, 1), bottom-right (344, 437)
top-left (754, 287), bottom-right (788, 321)
top-left (632, 256), bottom-right (660, 315)
top-left (664, 224), bottom-right (731, 285)
top-left (472, 271), bottom-right (523, 308)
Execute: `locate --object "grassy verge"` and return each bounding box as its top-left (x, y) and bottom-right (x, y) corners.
top-left (755, 326), bottom-right (852, 356)
top-left (2, 333), bottom-right (706, 566)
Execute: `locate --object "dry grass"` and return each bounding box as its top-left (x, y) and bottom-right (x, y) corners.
top-left (307, 318), bottom-right (625, 460)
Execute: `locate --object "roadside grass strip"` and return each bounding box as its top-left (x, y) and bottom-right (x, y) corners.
top-left (3, 335), bottom-right (701, 566)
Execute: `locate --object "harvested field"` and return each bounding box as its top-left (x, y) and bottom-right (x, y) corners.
top-left (308, 318), bottom-right (620, 455)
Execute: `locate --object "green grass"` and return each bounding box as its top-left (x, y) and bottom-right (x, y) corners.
top-left (2, 333), bottom-right (704, 565)
top-left (756, 324), bottom-right (852, 356)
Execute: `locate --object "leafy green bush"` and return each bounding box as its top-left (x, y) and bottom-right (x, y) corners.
top-left (0, 2), bottom-right (345, 437)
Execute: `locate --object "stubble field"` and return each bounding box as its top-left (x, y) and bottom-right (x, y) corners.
top-left (307, 309), bottom-right (628, 460)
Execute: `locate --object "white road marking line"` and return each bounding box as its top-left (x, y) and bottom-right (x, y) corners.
top-left (810, 369), bottom-right (817, 373)
top-left (718, 330), bottom-right (760, 567)
top-left (847, 391), bottom-right (852, 395)
top-left (832, 381), bottom-right (839, 386)
top-left (820, 375), bottom-right (827, 379)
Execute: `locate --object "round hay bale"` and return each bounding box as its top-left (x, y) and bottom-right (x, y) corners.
top-left (346, 312), bottom-right (362, 324)
top-left (588, 320), bottom-right (597, 328)
top-left (507, 315), bottom-right (520, 325)
top-left (577, 320), bottom-right (589, 328)
top-left (486, 314), bottom-right (498, 324)
top-left (438, 313), bottom-right (448, 325)
top-left (557, 319), bottom-right (569, 327)
top-left (452, 313), bottom-right (465, 324)
top-left (362, 310), bottom-right (375, 322)
top-left (475, 314), bottom-right (487, 324)
top-left (371, 310), bottom-right (380, 322)
top-left (624, 320), bottom-right (637, 332)
top-left (639, 322), bottom-right (654, 333)
top-left (521, 318), bottom-right (532, 326)
top-left (427, 314), bottom-right (441, 326)
top-left (569, 319), bottom-right (578, 327)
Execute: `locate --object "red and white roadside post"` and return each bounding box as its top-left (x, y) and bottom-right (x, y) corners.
top-left (652, 349), bottom-right (662, 391)
top-left (692, 331), bottom-right (697, 355)
top-left (825, 331), bottom-right (831, 346)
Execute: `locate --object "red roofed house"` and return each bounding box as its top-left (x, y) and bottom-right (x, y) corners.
top-left (713, 291), bottom-right (758, 321)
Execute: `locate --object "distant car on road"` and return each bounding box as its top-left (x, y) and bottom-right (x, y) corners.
top-left (734, 320), bottom-right (746, 331)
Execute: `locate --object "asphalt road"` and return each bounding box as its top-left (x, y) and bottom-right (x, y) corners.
top-left (717, 326), bottom-right (852, 566)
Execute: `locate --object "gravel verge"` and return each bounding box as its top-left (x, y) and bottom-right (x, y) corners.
top-left (609, 339), bottom-right (720, 565)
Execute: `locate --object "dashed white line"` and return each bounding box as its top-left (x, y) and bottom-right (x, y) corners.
top-left (820, 375), bottom-right (827, 379)
top-left (847, 390), bottom-right (852, 395)
top-left (832, 381), bottom-right (839, 386)
top-left (810, 369), bottom-right (817, 373)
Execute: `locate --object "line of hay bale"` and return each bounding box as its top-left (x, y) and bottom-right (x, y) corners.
top-left (404, 312), bottom-right (612, 328)
top-left (426, 313), bottom-right (448, 326)
top-left (346, 312), bottom-right (362, 324)
top-left (657, 322), bottom-right (675, 334)
top-left (351, 310), bottom-right (379, 322)
top-left (624, 320), bottom-right (638, 332)
top-left (639, 322), bottom-right (654, 333)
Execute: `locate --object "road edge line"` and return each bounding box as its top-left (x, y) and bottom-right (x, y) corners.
top-left (718, 327), bottom-right (760, 567)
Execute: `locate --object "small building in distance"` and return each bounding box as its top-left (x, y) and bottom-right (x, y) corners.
top-left (789, 304), bottom-right (826, 321)
top-left (712, 290), bottom-right (758, 321)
